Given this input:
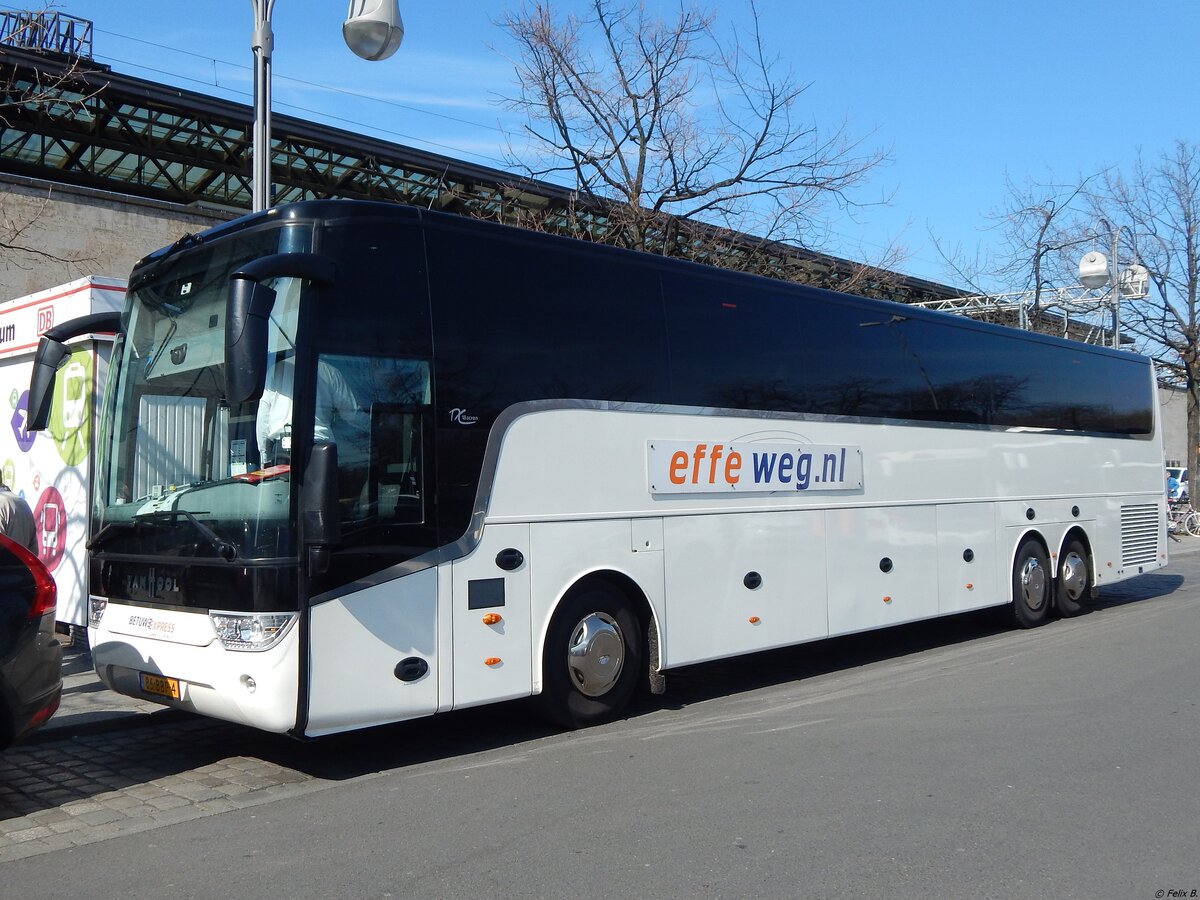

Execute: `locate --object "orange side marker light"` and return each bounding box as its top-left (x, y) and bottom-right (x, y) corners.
top-left (484, 657), bottom-right (502, 667)
top-left (482, 613), bottom-right (502, 625)
top-left (748, 616), bottom-right (761, 624)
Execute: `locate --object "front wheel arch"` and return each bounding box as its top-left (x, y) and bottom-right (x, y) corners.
top-left (534, 571), bottom-right (652, 729)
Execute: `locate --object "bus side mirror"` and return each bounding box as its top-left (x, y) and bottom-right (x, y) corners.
top-left (225, 277), bottom-right (276, 405)
top-left (225, 253), bottom-right (336, 406)
top-left (27, 338), bottom-right (71, 432)
top-left (303, 441), bottom-right (342, 576)
top-left (27, 311), bottom-right (122, 432)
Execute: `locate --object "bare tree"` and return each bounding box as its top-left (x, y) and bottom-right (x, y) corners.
top-left (1, 6), bottom-right (103, 273)
top-left (495, 0), bottom-right (886, 264)
top-left (1094, 141), bottom-right (1200, 482)
top-left (932, 174), bottom-right (1095, 304)
top-left (990, 175), bottom-right (1097, 306)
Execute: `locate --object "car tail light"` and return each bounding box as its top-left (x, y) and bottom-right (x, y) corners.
top-left (26, 695), bottom-right (60, 731)
top-left (0, 534), bottom-right (57, 619)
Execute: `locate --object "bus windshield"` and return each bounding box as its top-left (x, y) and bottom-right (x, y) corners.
top-left (94, 223), bottom-right (313, 562)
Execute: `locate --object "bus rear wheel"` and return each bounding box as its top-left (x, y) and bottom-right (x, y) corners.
top-left (537, 585), bottom-right (643, 729)
top-left (1012, 537), bottom-right (1052, 629)
top-left (1056, 538), bottom-right (1092, 617)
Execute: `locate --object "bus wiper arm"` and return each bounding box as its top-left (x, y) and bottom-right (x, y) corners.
top-left (87, 520), bottom-right (138, 551)
top-left (135, 509), bottom-right (239, 561)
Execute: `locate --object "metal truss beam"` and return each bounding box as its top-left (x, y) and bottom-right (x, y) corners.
top-left (909, 281), bottom-right (1150, 346)
top-left (1, 45), bottom-right (962, 304)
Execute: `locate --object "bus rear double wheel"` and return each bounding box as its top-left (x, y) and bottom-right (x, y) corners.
top-left (1055, 538), bottom-right (1093, 618)
top-left (1011, 537), bottom-right (1053, 628)
top-left (537, 584), bottom-right (643, 729)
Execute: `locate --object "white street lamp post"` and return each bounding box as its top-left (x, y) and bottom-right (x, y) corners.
top-left (1077, 221), bottom-right (1149, 350)
top-left (250, 0), bottom-right (276, 213)
top-left (1107, 221), bottom-right (1121, 350)
top-left (250, 0), bottom-right (404, 212)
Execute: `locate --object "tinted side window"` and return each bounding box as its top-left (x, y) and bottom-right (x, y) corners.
top-left (895, 318), bottom-right (1045, 426)
top-left (663, 273), bottom-right (805, 412)
top-left (428, 226), bottom-right (670, 418)
top-left (664, 276), bottom-right (936, 419)
top-left (796, 302), bottom-right (930, 420)
top-left (1065, 349), bottom-right (1152, 434)
top-left (315, 220), bottom-right (432, 359)
top-left (899, 316), bottom-right (1153, 434)
top-left (1107, 356), bottom-right (1154, 434)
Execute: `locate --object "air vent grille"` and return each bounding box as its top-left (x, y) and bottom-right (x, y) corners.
top-left (1121, 504), bottom-right (1160, 567)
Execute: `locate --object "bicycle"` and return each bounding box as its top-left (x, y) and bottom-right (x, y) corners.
top-left (1167, 499), bottom-right (1200, 537)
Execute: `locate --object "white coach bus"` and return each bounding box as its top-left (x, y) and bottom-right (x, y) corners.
top-left (29, 201), bottom-right (1166, 737)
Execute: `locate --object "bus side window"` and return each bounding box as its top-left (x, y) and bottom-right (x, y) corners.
top-left (316, 354), bottom-right (431, 528)
top-left (370, 404), bottom-right (424, 524)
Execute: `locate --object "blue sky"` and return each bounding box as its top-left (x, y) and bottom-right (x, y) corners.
top-left (54, 1), bottom-right (1199, 288)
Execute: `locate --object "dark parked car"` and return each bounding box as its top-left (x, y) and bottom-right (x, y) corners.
top-left (0, 534), bottom-right (62, 748)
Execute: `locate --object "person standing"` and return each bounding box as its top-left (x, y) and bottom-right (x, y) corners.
top-left (0, 482), bottom-right (37, 553)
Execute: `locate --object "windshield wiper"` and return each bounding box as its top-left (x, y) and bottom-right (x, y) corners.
top-left (88, 520), bottom-right (139, 552)
top-left (135, 509), bottom-right (239, 561)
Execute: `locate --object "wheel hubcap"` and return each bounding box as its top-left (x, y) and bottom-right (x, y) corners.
top-left (1061, 551), bottom-right (1087, 600)
top-left (567, 612), bottom-right (624, 697)
top-left (1020, 557), bottom-right (1047, 610)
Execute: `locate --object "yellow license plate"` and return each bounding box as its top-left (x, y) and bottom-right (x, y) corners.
top-left (140, 673), bottom-right (181, 700)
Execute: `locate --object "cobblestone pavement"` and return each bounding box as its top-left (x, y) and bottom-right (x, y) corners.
top-left (0, 645), bottom-right (348, 862)
top-left (0, 724), bottom-right (324, 859)
top-left (0, 712), bottom-right (336, 862)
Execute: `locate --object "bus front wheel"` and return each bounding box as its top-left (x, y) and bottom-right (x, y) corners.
top-left (1012, 538), bottom-right (1052, 629)
top-left (537, 585), bottom-right (643, 729)
top-left (1055, 538), bottom-right (1092, 617)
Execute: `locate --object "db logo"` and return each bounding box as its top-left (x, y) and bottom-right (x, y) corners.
top-left (33, 487), bottom-right (66, 572)
top-left (37, 307), bottom-right (54, 334)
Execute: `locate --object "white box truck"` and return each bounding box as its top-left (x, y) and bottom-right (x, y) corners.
top-left (1, 277), bottom-right (125, 629)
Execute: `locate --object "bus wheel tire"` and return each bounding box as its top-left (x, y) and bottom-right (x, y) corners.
top-left (1056, 539), bottom-right (1092, 617)
top-left (537, 586), bottom-right (643, 729)
top-left (1012, 537), bottom-right (1052, 629)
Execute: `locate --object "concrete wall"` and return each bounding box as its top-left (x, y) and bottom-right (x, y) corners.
top-left (1160, 383), bottom-right (1188, 466)
top-left (1, 174), bottom-right (235, 302)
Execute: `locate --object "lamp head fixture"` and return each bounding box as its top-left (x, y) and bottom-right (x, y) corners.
top-left (343, 0), bottom-right (404, 61)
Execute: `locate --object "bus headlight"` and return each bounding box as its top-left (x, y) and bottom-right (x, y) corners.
top-left (210, 612), bottom-right (297, 652)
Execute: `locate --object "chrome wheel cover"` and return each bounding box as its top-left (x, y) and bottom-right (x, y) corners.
top-left (567, 612), bottom-right (625, 697)
top-left (1060, 551), bottom-right (1088, 601)
top-left (1020, 556), bottom-right (1047, 610)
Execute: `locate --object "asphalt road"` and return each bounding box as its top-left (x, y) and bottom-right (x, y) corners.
top-left (3, 548), bottom-right (1198, 899)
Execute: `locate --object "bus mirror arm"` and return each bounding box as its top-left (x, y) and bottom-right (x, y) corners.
top-left (302, 441), bottom-right (342, 577)
top-left (225, 253), bottom-right (335, 405)
top-left (27, 311), bottom-right (122, 432)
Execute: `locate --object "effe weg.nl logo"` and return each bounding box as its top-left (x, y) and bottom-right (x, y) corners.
top-left (647, 440), bottom-right (863, 495)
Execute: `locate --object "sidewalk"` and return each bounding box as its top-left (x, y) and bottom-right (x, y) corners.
top-left (28, 642), bottom-right (187, 745)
